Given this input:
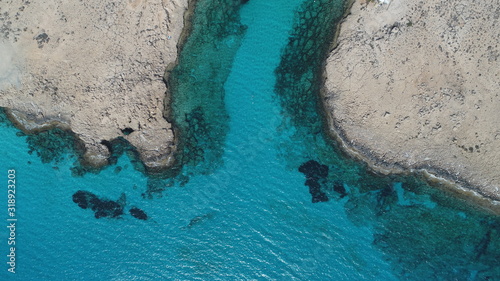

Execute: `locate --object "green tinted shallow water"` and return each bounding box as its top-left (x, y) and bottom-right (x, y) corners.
top-left (0, 0), bottom-right (498, 280)
top-left (168, 0), bottom-right (247, 177)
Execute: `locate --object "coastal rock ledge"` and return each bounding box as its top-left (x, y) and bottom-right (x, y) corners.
top-left (0, 0), bottom-right (189, 172)
top-left (324, 0), bottom-right (500, 202)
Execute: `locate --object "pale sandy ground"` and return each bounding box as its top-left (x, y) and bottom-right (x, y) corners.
top-left (324, 0), bottom-right (500, 204)
top-left (0, 0), bottom-right (189, 172)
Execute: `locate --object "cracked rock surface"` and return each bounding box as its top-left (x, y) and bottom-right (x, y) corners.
top-left (324, 0), bottom-right (500, 201)
top-left (0, 0), bottom-right (189, 171)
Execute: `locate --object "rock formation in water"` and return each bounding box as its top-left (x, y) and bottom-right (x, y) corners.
top-left (129, 207), bottom-right (148, 220)
top-left (299, 160), bottom-right (329, 203)
top-left (72, 190), bottom-right (125, 219)
top-left (324, 0), bottom-right (500, 203)
top-left (333, 182), bottom-right (347, 198)
top-left (0, 0), bottom-right (190, 173)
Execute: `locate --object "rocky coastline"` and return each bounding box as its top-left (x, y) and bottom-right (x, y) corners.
top-left (324, 0), bottom-right (500, 208)
top-left (0, 0), bottom-right (192, 174)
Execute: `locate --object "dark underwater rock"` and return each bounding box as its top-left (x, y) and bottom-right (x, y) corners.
top-left (305, 179), bottom-right (327, 202)
top-left (72, 190), bottom-right (94, 209)
top-left (310, 186), bottom-right (329, 203)
top-left (299, 160), bottom-right (329, 180)
top-left (95, 211), bottom-right (106, 219)
top-left (114, 166), bottom-right (122, 174)
top-left (379, 185), bottom-right (394, 198)
top-left (333, 182), bottom-right (347, 198)
top-left (25, 127), bottom-right (78, 164)
top-left (72, 190), bottom-right (124, 219)
top-left (143, 178), bottom-right (167, 199)
top-left (183, 212), bottom-right (215, 229)
top-left (375, 185), bottom-right (397, 215)
top-left (299, 160), bottom-right (329, 203)
top-left (130, 207), bottom-right (148, 220)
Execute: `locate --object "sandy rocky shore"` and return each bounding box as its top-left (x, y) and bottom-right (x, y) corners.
top-left (0, 0), bottom-right (189, 172)
top-left (324, 0), bottom-right (500, 204)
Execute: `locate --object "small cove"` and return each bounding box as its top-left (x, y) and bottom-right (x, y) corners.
top-left (0, 0), bottom-right (499, 280)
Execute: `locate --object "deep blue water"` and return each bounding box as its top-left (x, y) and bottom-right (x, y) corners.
top-left (0, 0), bottom-right (499, 280)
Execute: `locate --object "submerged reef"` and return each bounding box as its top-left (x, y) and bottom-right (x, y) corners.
top-left (298, 160), bottom-right (329, 203)
top-left (275, 0), bottom-right (345, 130)
top-left (23, 127), bottom-right (79, 164)
top-left (168, 0), bottom-right (247, 177)
top-left (73, 191), bottom-right (149, 220)
top-left (129, 207), bottom-right (148, 221)
top-left (333, 182), bottom-right (347, 198)
top-left (72, 191), bottom-right (125, 219)
top-left (8, 118), bottom-right (148, 177)
top-left (275, 0), bottom-right (349, 199)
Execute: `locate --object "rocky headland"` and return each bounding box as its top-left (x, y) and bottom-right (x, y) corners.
top-left (0, 0), bottom-right (190, 172)
top-left (324, 0), bottom-right (500, 204)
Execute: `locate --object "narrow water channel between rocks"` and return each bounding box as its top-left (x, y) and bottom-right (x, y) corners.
top-left (0, 0), bottom-right (499, 280)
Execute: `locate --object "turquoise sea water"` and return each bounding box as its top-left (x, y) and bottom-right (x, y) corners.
top-left (1, 0), bottom-right (499, 280)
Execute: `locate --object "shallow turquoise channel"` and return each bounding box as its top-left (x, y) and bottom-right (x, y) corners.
top-left (0, 0), bottom-right (499, 280)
